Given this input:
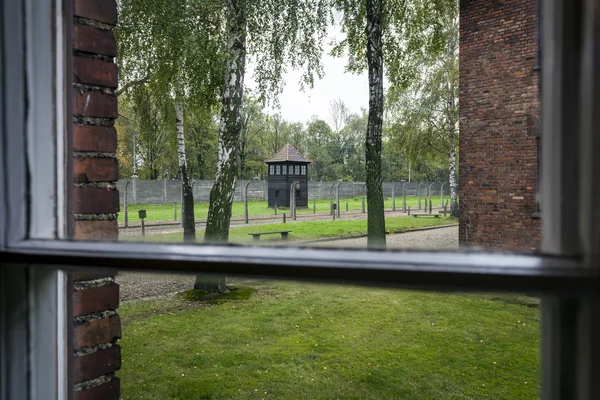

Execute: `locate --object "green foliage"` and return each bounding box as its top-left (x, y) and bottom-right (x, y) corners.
top-left (119, 280), bottom-right (540, 399)
top-left (332, 0), bottom-right (455, 92)
top-left (385, 6), bottom-right (458, 183)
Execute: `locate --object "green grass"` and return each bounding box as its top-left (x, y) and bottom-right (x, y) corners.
top-left (118, 279), bottom-right (540, 399)
top-left (118, 196), bottom-right (444, 223)
top-left (121, 215), bottom-right (457, 243)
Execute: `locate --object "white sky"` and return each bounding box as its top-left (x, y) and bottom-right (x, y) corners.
top-left (246, 24), bottom-right (370, 126)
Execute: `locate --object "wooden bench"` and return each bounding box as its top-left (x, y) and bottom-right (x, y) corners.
top-left (412, 214), bottom-right (439, 218)
top-left (249, 230), bottom-right (292, 241)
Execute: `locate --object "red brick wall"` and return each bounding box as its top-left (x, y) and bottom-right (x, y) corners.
top-left (71, 0), bottom-right (121, 398)
top-left (459, 0), bottom-right (541, 251)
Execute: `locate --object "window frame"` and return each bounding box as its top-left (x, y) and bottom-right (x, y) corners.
top-left (2, 0), bottom-right (600, 399)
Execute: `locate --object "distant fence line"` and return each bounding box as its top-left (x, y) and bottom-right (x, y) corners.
top-left (117, 179), bottom-right (450, 205)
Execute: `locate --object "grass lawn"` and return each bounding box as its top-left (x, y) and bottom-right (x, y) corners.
top-left (118, 279), bottom-right (540, 399)
top-left (121, 216), bottom-right (457, 243)
top-left (118, 196), bottom-right (444, 223)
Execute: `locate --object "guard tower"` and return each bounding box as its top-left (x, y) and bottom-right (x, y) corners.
top-left (265, 144), bottom-right (310, 208)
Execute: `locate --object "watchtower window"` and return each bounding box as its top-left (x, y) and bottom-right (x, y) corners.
top-left (269, 165), bottom-right (274, 175)
top-left (301, 165), bottom-right (307, 175)
top-left (275, 165), bottom-right (281, 175)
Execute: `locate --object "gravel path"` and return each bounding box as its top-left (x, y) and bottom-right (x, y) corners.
top-left (309, 225), bottom-right (458, 249)
top-left (116, 225), bottom-right (458, 301)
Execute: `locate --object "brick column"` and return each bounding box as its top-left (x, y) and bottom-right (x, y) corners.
top-left (459, 0), bottom-right (541, 251)
top-left (71, 0), bottom-right (121, 399)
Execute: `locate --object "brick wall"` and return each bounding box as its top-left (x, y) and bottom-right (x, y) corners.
top-left (459, 0), bottom-right (541, 251)
top-left (71, 0), bottom-right (121, 398)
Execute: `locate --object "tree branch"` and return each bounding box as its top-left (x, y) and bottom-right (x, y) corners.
top-left (115, 73), bottom-right (152, 97)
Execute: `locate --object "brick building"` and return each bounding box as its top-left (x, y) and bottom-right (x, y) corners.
top-left (459, 0), bottom-right (541, 251)
top-left (72, 0), bottom-right (122, 398)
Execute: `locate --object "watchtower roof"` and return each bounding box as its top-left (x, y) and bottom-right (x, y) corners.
top-left (265, 144), bottom-right (310, 163)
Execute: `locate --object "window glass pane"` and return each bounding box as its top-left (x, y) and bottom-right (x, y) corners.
top-left (116, 273), bottom-right (540, 399)
top-left (73, 0), bottom-right (541, 254)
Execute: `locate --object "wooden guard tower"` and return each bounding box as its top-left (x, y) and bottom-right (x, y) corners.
top-left (265, 144), bottom-right (310, 208)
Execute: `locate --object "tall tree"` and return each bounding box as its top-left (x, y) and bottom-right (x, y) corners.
top-left (364, 0), bottom-right (386, 248)
top-left (117, 0), bottom-right (226, 246)
top-left (204, 0), bottom-right (330, 245)
top-left (386, 7), bottom-right (459, 215)
top-left (333, 0), bottom-right (454, 247)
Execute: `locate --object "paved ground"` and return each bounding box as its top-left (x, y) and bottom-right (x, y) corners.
top-left (307, 225), bottom-right (458, 249)
top-left (116, 225), bottom-right (458, 301)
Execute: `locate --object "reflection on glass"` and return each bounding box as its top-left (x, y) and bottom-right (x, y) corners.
top-left (116, 275), bottom-right (540, 399)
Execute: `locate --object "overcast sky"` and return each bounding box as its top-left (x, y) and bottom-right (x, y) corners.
top-left (246, 24), bottom-right (370, 126)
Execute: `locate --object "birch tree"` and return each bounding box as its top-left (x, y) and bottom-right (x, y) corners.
top-left (386, 9), bottom-right (459, 216)
top-left (204, 0), bottom-right (330, 245)
top-left (117, 0), bottom-right (225, 244)
top-left (332, 0), bottom-right (455, 247)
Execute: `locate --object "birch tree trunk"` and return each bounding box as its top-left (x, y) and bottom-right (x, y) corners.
top-left (197, 0), bottom-right (247, 292)
top-left (365, 0), bottom-right (386, 249)
top-left (448, 83), bottom-right (458, 217)
top-left (176, 102), bottom-right (196, 243)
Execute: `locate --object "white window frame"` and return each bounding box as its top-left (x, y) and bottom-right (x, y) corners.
top-left (2, 0), bottom-right (600, 399)
top-left (275, 164), bottom-right (281, 175)
top-left (269, 165), bottom-right (274, 175)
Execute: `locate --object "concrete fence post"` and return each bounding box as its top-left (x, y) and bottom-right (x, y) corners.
top-left (174, 202), bottom-right (177, 221)
top-left (429, 182), bottom-right (435, 204)
top-left (440, 183), bottom-right (445, 207)
top-left (336, 181), bottom-right (342, 218)
top-left (244, 178), bottom-right (259, 224)
top-left (362, 184), bottom-right (366, 213)
top-left (124, 180), bottom-right (130, 227)
top-left (313, 198), bottom-right (316, 214)
top-left (418, 183), bottom-right (423, 210)
top-left (244, 181), bottom-right (250, 224)
top-left (402, 182), bottom-right (408, 213)
top-left (132, 174), bottom-right (138, 204)
top-left (329, 183), bottom-right (336, 215)
top-left (392, 182), bottom-right (398, 211)
top-left (163, 179), bottom-right (167, 204)
top-left (290, 181), bottom-right (299, 220)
